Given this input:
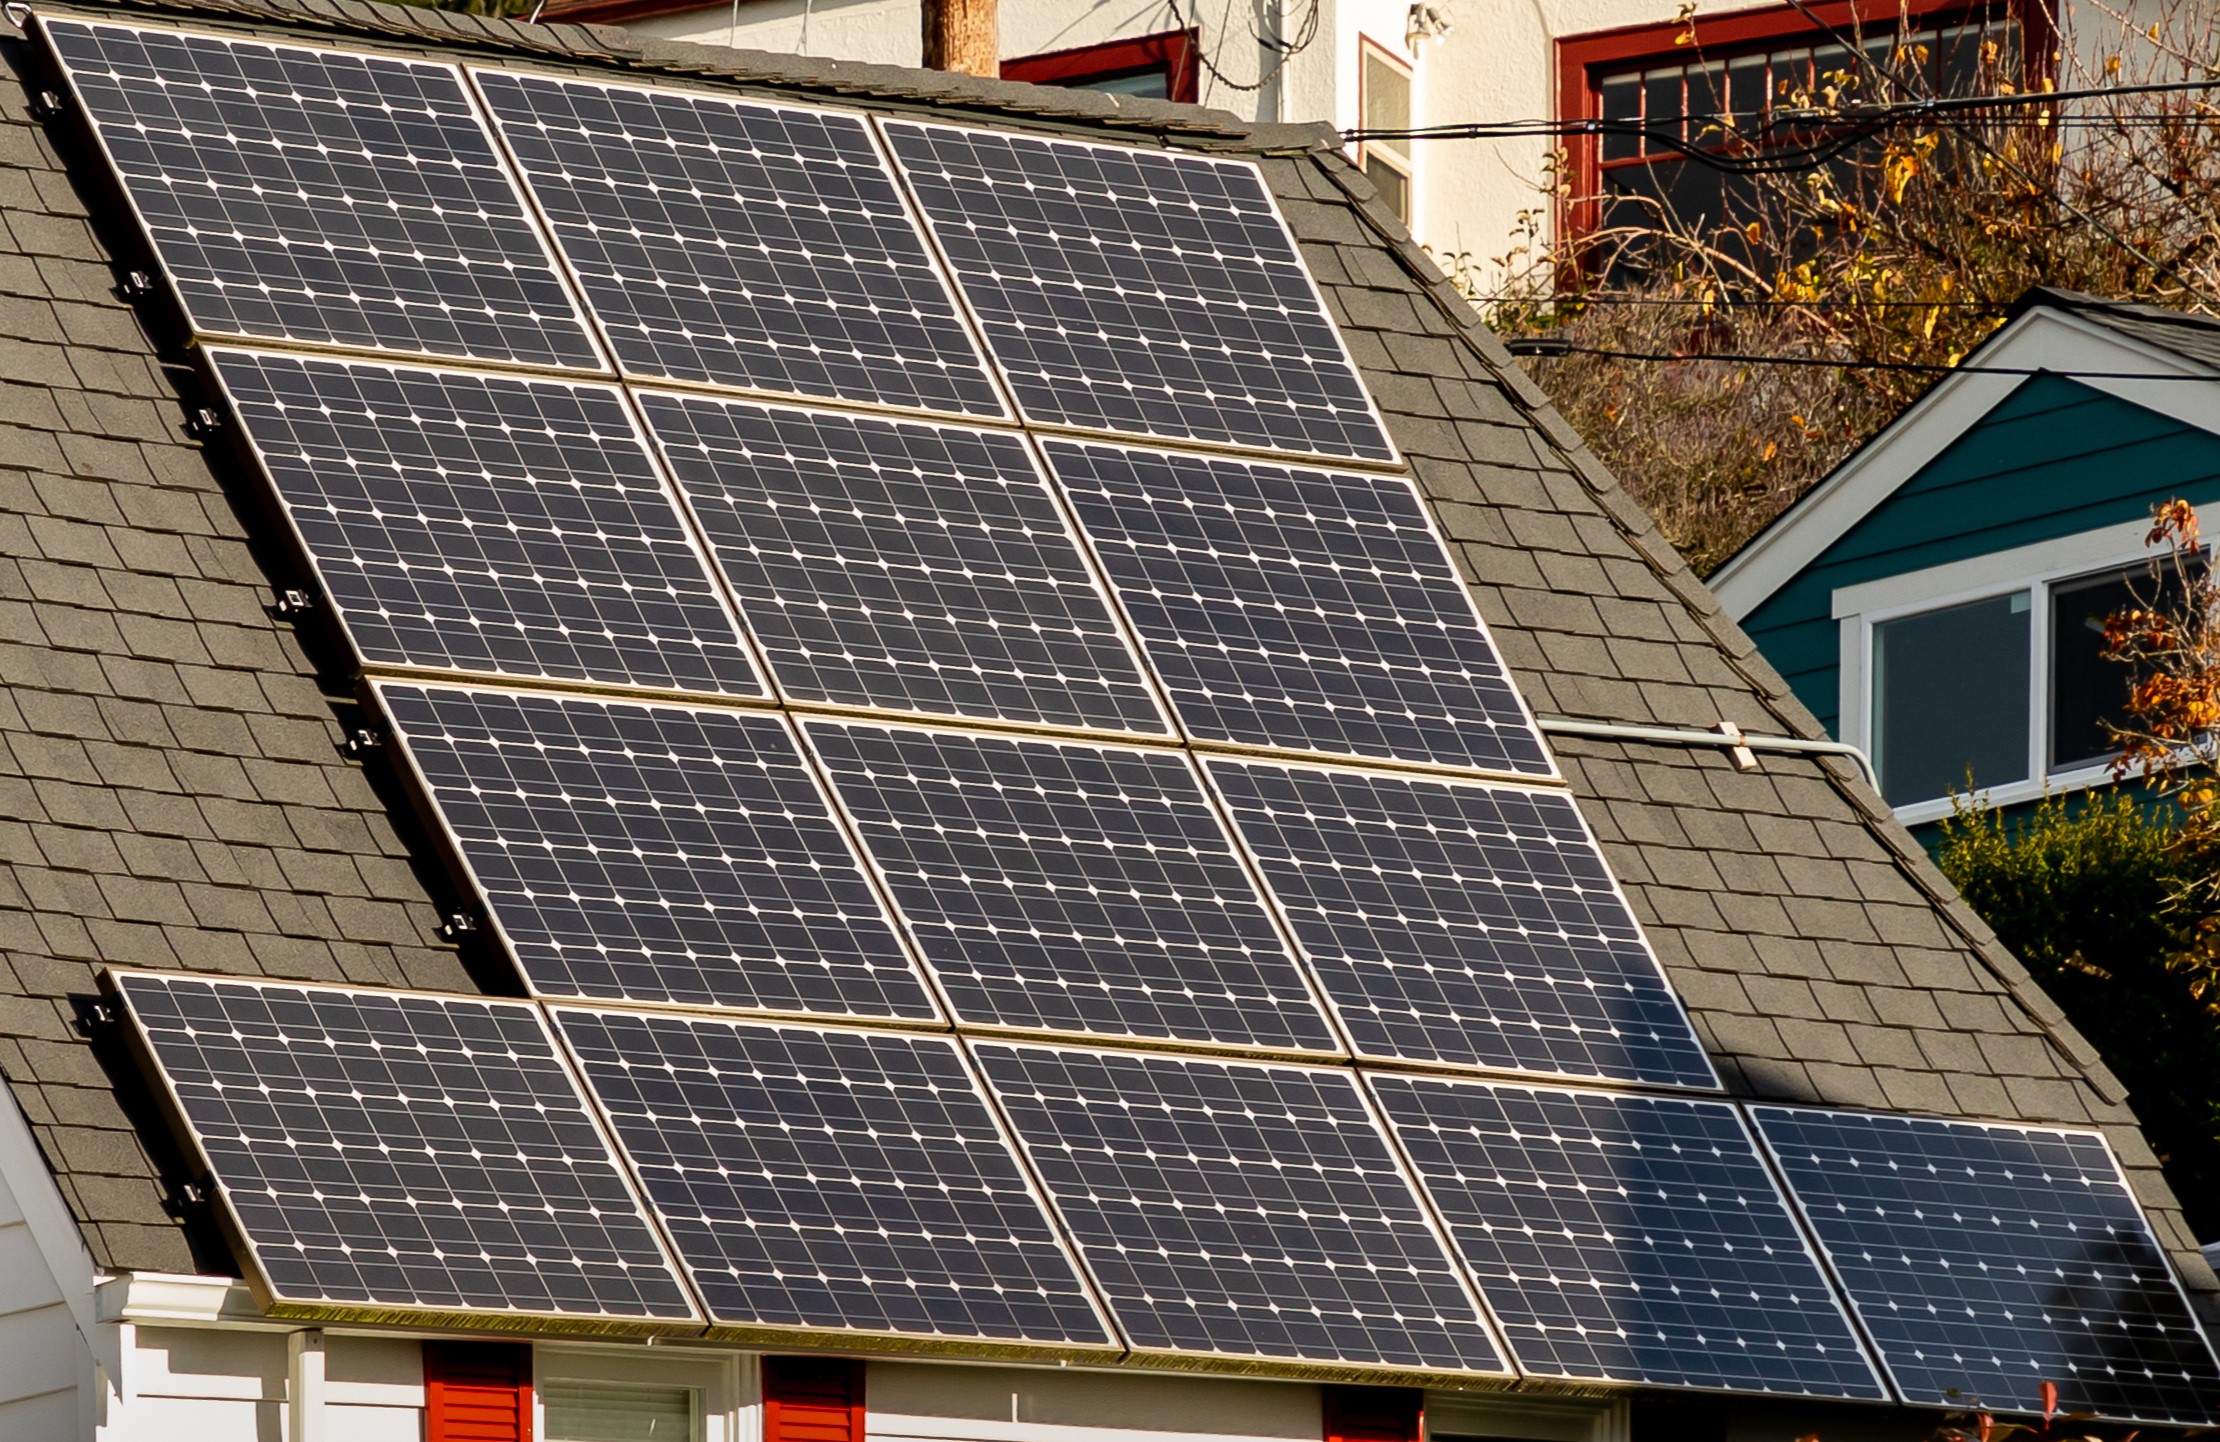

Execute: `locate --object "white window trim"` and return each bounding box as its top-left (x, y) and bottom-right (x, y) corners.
top-left (534, 1342), bottom-right (756, 1442)
top-left (1834, 517), bottom-right (2190, 823)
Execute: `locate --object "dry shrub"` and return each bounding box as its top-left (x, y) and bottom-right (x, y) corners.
top-left (1460, 0), bottom-right (2220, 574)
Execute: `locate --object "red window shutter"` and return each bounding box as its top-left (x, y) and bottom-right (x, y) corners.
top-left (425, 1341), bottom-right (534, 1442)
top-left (764, 1357), bottom-right (865, 1442)
top-left (1322, 1387), bottom-right (1423, 1442)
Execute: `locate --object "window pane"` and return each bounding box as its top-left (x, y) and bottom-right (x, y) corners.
top-left (1873, 593), bottom-right (2031, 806)
top-left (1072, 69), bottom-right (1170, 98)
top-left (1364, 152), bottom-right (1410, 222)
top-left (1599, 74), bottom-right (1641, 161)
top-left (1364, 50), bottom-right (1411, 135)
top-left (2048, 561), bottom-right (2199, 772)
top-left (1644, 69), bottom-right (1683, 144)
top-left (544, 1380), bottom-right (695, 1442)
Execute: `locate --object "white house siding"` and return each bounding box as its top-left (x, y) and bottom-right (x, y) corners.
top-left (95, 1328), bottom-right (423, 1442)
top-left (0, 1166), bottom-right (93, 1439)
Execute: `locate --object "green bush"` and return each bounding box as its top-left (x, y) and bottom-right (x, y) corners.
top-left (1938, 791), bottom-right (2220, 1239)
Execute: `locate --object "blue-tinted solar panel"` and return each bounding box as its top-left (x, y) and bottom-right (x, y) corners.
top-left (1206, 759), bottom-right (1713, 1087)
top-left (209, 349), bottom-right (763, 696)
top-left (379, 683), bottom-right (936, 1022)
top-left (113, 971), bottom-right (696, 1323)
top-left (1371, 1077), bottom-right (1884, 1396)
top-left (556, 1009), bottom-right (1114, 1348)
top-left (43, 18), bottom-right (599, 368)
top-left (476, 72), bottom-right (1001, 417)
top-left (804, 721), bottom-right (1336, 1053)
top-left (1047, 440), bottom-right (1552, 775)
top-left (1752, 1107), bottom-right (2220, 1425)
top-left (881, 121), bottom-right (1393, 463)
top-left (973, 1041), bottom-right (1508, 1372)
top-left (639, 393), bottom-right (1164, 733)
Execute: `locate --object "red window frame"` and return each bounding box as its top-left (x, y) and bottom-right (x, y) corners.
top-left (1555, 0), bottom-right (2054, 243)
top-left (763, 1357), bottom-right (866, 1442)
top-left (1002, 30), bottom-right (1201, 105)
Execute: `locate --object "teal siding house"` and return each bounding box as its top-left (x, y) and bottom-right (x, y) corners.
top-left (1712, 289), bottom-right (2220, 825)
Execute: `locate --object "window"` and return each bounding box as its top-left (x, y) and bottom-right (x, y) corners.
top-left (1557, 1), bottom-right (2044, 261)
top-left (1002, 31), bottom-right (1199, 105)
top-left (533, 1347), bottom-right (747, 1442)
top-left (1842, 530), bottom-right (2200, 817)
top-left (1359, 42), bottom-right (1414, 224)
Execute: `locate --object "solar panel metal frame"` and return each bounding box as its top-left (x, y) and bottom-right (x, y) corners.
top-left (470, 68), bottom-right (1013, 424)
top-left (198, 346), bottom-right (772, 700)
top-left (1748, 1104), bottom-right (2220, 1426)
top-left (878, 117), bottom-right (1402, 469)
top-left (799, 716), bottom-right (1346, 1059)
top-left (367, 678), bottom-right (943, 1023)
top-left (35, 16), bottom-right (609, 372)
top-left (550, 1007), bottom-right (1124, 1358)
top-left (103, 969), bottom-right (706, 1335)
top-left (638, 391), bottom-right (1174, 737)
top-left (1366, 1074), bottom-right (1886, 1397)
top-left (1203, 756), bottom-right (1717, 1088)
top-left (1048, 438), bottom-right (1558, 779)
top-left (969, 1037), bottom-right (1517, 1381)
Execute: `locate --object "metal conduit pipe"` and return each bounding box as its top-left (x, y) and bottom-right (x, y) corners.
top-left (1536, 716), bottom-right (1881, 793)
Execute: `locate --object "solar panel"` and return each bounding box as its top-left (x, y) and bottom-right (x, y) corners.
top-left (474, 73), bottom-right (1001, 417)
top-left (803, 721), bottom-right (1336, 1053)
top-left (1046, 441), bottom-right (1553, 775)
top-left (972, 1041), bottom-right (1508, 1372)
top-left (1370, 1076), bottom-right (1884, 1396)
top-left (1206, 759), bottom-right (1714, 1088)
top-left (111, 971), bottom-right (697, 1324)
top-left (378, 683), bottom-right (936, 1021)
top-left (208, 349), bottom-right (764, 696)
top-left (1751, 1106), bottom-right (2220, 1426)
top-left (639, 392), bottom-right (1165, 733)
top-left (42, 18), bottom-right (600, 368)
top-left (555, 1009), bottom-right (1115, 1348)
top-left (881, 121), bottom-right (1394, 463)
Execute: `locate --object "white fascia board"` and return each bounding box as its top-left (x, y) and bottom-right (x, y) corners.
top-left (1711, 307), bottom-right (2220, 619)
top-left (94, 1273), bottom-right (269, 1330)
top-left (0, 1081), bottom-right (118, 1377)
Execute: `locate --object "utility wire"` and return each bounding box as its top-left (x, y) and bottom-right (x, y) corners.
top-left (1523, 342), bottom-right (2220, 381)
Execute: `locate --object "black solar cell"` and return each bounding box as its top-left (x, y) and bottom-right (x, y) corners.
top-left (1372, 1076), bottom-right (1884, 1395)
top-left (380, 683), bottom-right (936, 1020)
top-left (1752, 1106), bottom-right (2220, 1426)
top-left (1207, 759), bottom-right (1714, 1086)
top-left (557, 1010), bottom-right (1114, 1346)
top-left (973, 1041), bottom-right (1508, 1372)
top-left (640, 393), bottom-right (1163, 732)
top-left (1047, 440), bottom-right (1552, 774)
top-left (882, 121), bottom-right (1393, 462)
top-left (477, 72), bottom-right (1001, 416)
top-left (112, 971), bottom-right (696, 1321)
top-left (43, 18), bottom-right (599, 367)
top-left (804, 722), bottom-right (1336, 1052)
top-left (210, 349), bottom-right (763, 696)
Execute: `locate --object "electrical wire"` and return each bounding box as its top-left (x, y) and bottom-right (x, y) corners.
top-left (1523, 342), bottom-right (2220, 380)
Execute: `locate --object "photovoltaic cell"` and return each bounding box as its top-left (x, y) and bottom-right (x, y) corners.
top-left (640, 393), bottom-right (1163, 733)
top-left (1752, 1107), bottom-right (2220, 1426)
top-left (476, 72), bottom-right (1001, 416)
top-left (1047, 441), bottom-right (1553, 775)
top-left (1206, 760), bottom-right (1714, 1087)
top-left (43, 18), bottom-right (599, 368)
top-left (804, 722), bottom-right (1335, 1053)
top-left (379, 684), bottom-right (936, 1021)
top-left (209, 350), bottom-right (763, 696)
top-left (881, 121), bottom-right (1393, 462)
top-left (556, 1010), bottom-right (1114, 1346)
top-left (112, 972), bottom-right (695, 1322)
top-left (1371, 1077), bottom-right (1884, 1396)
top-left (973, 1042), bottom-right (1508, 1372)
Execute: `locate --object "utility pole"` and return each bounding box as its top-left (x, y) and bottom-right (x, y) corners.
top-left (922, 0), bottom-right (997, 76)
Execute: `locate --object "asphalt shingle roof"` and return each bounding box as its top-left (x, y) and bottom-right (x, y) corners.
top-left (0, 0), bottom-right (2205, 1307)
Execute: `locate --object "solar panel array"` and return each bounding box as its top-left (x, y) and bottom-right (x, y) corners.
top-left (58, 13), bottom-right (2220, 1412)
